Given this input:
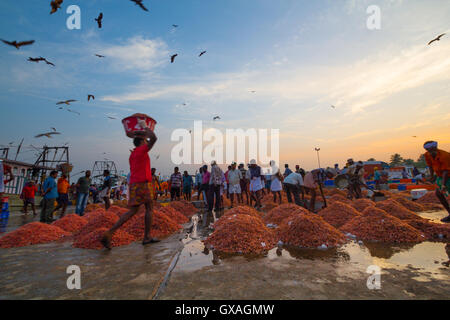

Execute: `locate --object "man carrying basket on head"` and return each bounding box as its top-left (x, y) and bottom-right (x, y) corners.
top-left (101, 119), bottom-right (159, 249)
top-left (423, 141), bottom-right (450, 223)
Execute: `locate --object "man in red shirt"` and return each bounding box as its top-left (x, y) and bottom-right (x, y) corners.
top-left (21, 180), bottom-right (38, 215)
top-left (101, 120), bottom-right (158, 249)
top-left (423, 141), bottom-right (450, 223)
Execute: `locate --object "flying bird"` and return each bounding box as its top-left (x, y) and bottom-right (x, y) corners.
top-left (95, 54), bottom-right (105, 58)
top-left (250, 90), bottom-right (256, 93)
top-left (56, 99), bottom-right (77, 105)
top-left (50, 0), bottom-right (63, 14)
top-left (88, 94), bottom-right (95, 101)
top-left (44, 59), bottom-right (55, 66)
top-left (67, 109), bottom-right (80, 115)
top-left (171, 54), bottom-right (178, 63)
top-left (28, 57), bottom-right (55, 66)
top-left (412, 136), bottom-right (417, 138)
top-left (95, 13), bottom-right (103, 28)
top-left (213, 116), bottom-right (221, 121)
top-left (130, 0), bottom-right (149, 12)
top-left (156, 154), bottom-right (160, 160)
top-left (331, 105), bottom-right (336, 109)
top-left (428, 33), bottom-right (446, 45)
top-left (199, 51), bottom-right (207, 57)
top-left (51, 127), bottom-right (57, 132)
top-left (28, 57), bottom-right (45, 63)
top-left (107, 116), bottom-right (117, 120)
top-left (1, 39), bottom-right (35, 50)
top-left (35, 131), bottom-right (61, 139)
top-left (172, 24), bottom-right (179, 28)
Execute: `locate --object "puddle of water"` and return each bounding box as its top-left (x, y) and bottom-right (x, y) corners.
top-left (0, 213), bottom-right (40, 234)
top-left (418, 210), bottom-right (448, 223)
top-left (176, 225), bottom-right (449, 281)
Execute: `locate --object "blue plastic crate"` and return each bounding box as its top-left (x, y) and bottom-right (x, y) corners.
top-left (0, 211), bottom-right (9, 220)
top-left (324, 180), bottom-right (335, 187)
top-left (398, 184), bottom-right (407, 191)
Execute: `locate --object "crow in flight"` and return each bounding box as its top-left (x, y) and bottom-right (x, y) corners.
top-left (199, 51), bottom-right (207, 57)
top-left (56, 99), bottom-right (77, 105)
top-left (1, 39), bottom-right (35, 49)
top-left (50, 0), bottom-right (63, 14)
top-left (428, 33), bottom-right (446, 45)
top-left (35, 131), bottom-right (61, 139)
top-left (95, 13), bottom-right (103, 28)
top-left (130, 0), bottom-right (149, 12)
top-left (67, 109), bottom-right (80, 115)
top-left (171, 54), bottom-right (178, 63)
top-left (28, 57), bottom-right (55, 66)
top-left (88, 94), bottom-right (95, 101)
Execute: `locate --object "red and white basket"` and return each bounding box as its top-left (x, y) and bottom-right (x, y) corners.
top-left (122, 113), bottom-right (157, 138)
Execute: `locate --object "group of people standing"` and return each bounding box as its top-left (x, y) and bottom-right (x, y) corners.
top-left (188, 160), bottom-right (268, 212)
top-left (169, 160), bottom-right (338, 214)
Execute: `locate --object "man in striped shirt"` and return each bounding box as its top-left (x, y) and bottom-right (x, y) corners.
top-left (169, 167), bottom-right (182, 201)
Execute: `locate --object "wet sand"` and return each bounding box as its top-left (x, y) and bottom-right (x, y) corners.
top-left (0, 208), bottom-right (449, 300)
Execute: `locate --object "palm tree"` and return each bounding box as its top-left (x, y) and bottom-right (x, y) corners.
top-left (390, 154), bottom-right (403, 166)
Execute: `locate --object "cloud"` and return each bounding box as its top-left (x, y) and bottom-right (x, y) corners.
top-left (102, 40), bottom-right (450, 117)
top-left (102, 36), bottom-right (169, 71)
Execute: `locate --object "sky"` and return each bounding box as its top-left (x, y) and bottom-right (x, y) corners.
top-left (0, 0), bottom-right (449, 178)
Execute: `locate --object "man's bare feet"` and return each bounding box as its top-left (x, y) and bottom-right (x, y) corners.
top-left (100, 231), bottom-right (112, 249)
top-left (142, 238), bottom-right (161, 245)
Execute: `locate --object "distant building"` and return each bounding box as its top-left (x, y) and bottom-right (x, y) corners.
top-left (0, 158), bottom-right (54, 195)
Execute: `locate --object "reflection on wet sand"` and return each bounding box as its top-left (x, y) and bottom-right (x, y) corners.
top-left (274, 245), bottom-right (350, 262)
top-left (364, 242), bottom-right (417, 259)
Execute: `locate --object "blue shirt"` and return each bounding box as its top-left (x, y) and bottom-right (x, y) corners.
top-left (195, 173), bottom-right (202, 185)
top-left (374, 171), bottom-right (381, 181)
top-left (43, 177), bottom-right (58, 200)
top-left (183, 175), bottom-right (193, 188)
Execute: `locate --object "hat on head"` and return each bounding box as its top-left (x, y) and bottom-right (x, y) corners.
top-left (250, 159), bottom-right (257, 165)
top-left (423, 141), bottom-right (437, 150)
top-left (211, 160), bottom-right (217, 166)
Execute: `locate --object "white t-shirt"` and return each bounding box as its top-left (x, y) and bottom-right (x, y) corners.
top-left (227, 169), bottom-right (242, 186)
top-left (283, 172), bottom-right (304, 186)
